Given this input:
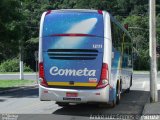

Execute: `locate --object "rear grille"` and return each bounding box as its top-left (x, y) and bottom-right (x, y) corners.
top-left (47, 49), bottom-right (98, 60)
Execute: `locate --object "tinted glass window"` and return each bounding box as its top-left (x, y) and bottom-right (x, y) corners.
top-left (43, 12), bottom-right (104, 37)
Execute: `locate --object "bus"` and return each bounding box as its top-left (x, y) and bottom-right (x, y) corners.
top-left (38, 9), bottom-right (133, 107)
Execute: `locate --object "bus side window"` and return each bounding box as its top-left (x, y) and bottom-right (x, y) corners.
top-left (111, 22), bottom-right (121, 52)
top-left (123, 35), bottom-right (132, 68)
top-left (127, 36), bottom-right (132, 67)
top-left (111, 22), bottom-right (116, 48)
top-left (122, 34), bottom-right (127, 68)
top-left (128, 44), bottom-right (132, 67)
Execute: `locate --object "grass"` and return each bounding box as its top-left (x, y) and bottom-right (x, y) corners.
top-left (0, 80), bottom-right (36, 88)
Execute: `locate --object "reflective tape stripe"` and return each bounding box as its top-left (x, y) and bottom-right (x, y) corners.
top-left (47, 82), bottom-right (97, 87)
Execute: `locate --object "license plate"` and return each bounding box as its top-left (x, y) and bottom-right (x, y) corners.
top-left (66, 92), bottom-right (78, 97)
top-left (63, 97), bottom-right (81, 101)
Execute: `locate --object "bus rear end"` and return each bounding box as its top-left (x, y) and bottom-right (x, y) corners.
top-left (39, 10), bottom-right (111, 104)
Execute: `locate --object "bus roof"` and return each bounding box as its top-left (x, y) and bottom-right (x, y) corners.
top-left (46, 9), bottom-right (101, 14)
top-left (43, 9), bottom-right (131, 39)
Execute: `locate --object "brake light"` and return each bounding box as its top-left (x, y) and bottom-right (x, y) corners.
top-left (96, 63), bottom-right (109, 89)
top-left (39, 62), bottom-right (48, 87)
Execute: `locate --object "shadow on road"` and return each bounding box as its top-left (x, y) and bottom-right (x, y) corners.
top-left (0, 87), bottom-right (38, 98)
top-left (0, 99), bottom-right (6, 102)
top-left (53, 90), bottom-right (150, 117)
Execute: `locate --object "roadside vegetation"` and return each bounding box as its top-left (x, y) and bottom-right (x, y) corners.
top-left (0, 58), bottom-right (33, 72)
top-left (0, 80), bottom-right (36, 89)
top-left (0, 0), bottom-right (160, 71)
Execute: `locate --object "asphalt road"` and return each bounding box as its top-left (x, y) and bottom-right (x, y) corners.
top-left (0, 88), bottom-right (149, 120)
top-left (0, 73), bottom-right (159, 120)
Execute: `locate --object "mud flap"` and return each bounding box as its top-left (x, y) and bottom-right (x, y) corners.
top-left (109, 87), bottom-right (116, 103)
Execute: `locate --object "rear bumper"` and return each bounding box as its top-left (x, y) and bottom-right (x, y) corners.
top-left (39, 84), bottom-right (110, 103)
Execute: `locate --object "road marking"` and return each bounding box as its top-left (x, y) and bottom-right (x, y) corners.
top-left (142, 81), bottom-right (146, 88)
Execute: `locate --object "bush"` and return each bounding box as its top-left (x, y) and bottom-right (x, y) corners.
top-left (0, 58), bottom-right (33, 72)
top-left (24, 65), bottom-right (33, 72)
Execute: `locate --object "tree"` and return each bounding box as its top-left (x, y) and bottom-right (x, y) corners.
top-left (0, 0), bottom-right (159, 71)
top-left (0, 0), bottom-right (23, 61)
top-left (123, 15), bottom-right (149, 70)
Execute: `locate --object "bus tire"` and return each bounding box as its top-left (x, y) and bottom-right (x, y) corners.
top-left (116, 81), bottom-right (121, 104)
top-left (126, 75), bottom-right (132, 93)
top-left (130, 74), bottom-right (132, 87)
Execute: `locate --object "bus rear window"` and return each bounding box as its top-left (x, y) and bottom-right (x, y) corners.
top-left (43, 12), bottom-right (104, 37)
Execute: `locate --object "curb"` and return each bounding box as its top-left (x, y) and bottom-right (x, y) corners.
top-left (142, 103), bottom-right (160, 115)
top-left (133, 71), bottom-right (160, 74)
top-left (140, 90), bottom-right (160, 120)
top-left (0, 84), bottom-right (38, 94)
top-left (141, 103), bottom-right (160, 120)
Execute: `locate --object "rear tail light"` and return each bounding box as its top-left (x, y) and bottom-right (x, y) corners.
top-left (96, 63), bottom-right (109, 89)
top-left (39, 62), bottom-right (48, 87)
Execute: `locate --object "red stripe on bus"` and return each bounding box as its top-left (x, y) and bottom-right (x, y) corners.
top-left (49, 33), bottom-right (96, 37)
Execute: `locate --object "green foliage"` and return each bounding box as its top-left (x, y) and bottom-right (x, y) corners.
top-left (133, 49), bottom-right (150, 70)
top-left (123, 15), bottom-right (150, 70)
top-left (0, 58), bottom-right (33, 72)
top-left (24, 37), bottom-right (38, 71)
top-left (0, 80), bottom-right (35, 88)
top-left (157, 14), bottom-right (160, 45)
top-left (0, 0), bottom-right (23, 60)
top-left (1, 0), bottom-right (160, 70)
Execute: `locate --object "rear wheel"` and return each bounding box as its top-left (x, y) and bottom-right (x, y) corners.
top-left (130, 75), bottom-right (132, 86)
top-left (111, 81), bottom-right (121, 107)
top-left (116, 81), bottom-right (121, 104)
top-left (126, 75), bottom-right (132, 93)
